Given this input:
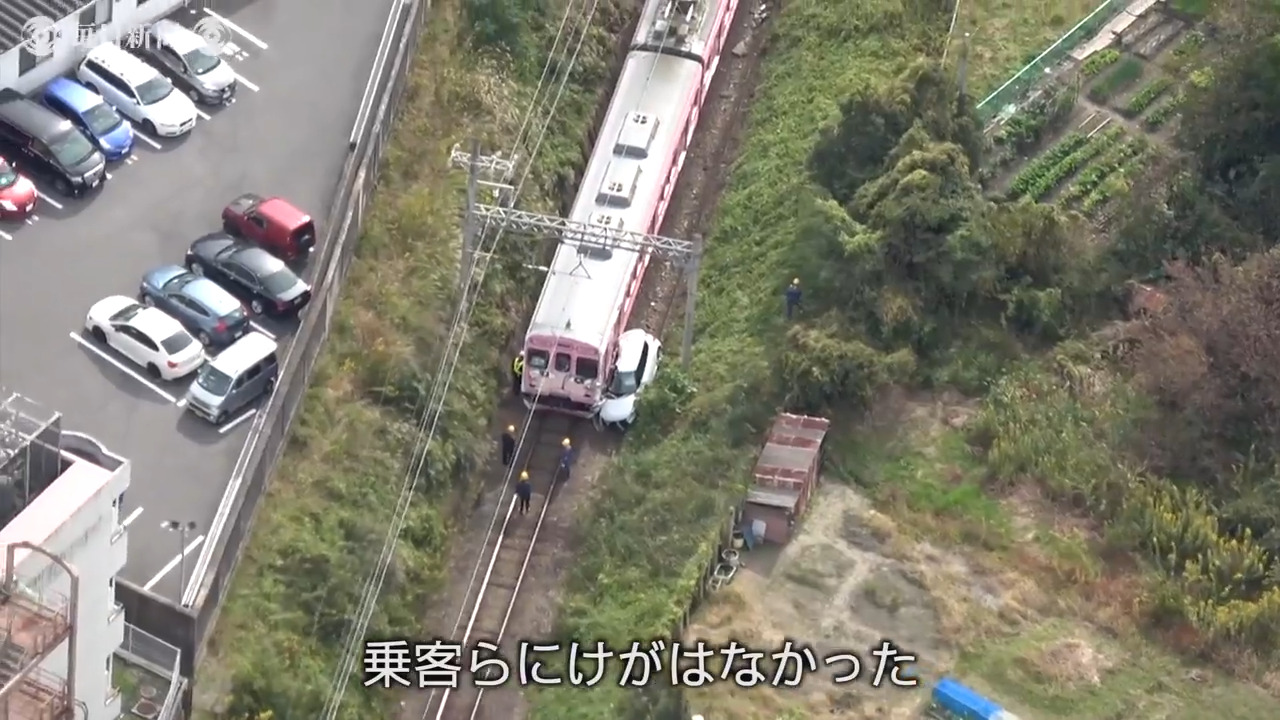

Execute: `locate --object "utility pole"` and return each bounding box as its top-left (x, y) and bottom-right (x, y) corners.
top-left (449, 142), bottom-right (517, 299)
top-left (957, 31), bottom-right (972, 101)
top-left (449, 143), bottom-right (704, 370)
top-left (681, 234), bottom-right (702, 369)
top-left (162, 520), bottom-right (197, 605)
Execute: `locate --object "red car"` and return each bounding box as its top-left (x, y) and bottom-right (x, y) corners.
top-left (0, 158), bottom-right (37, 221)
top-left (221, 193), bottom-right (317, 261)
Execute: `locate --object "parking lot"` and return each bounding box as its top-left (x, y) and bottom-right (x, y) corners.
top-left (0, 0), bottom-right (397, 601)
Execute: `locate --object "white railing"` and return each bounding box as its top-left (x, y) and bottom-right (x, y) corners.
top-left (117, 623), bottom-right (183, 720)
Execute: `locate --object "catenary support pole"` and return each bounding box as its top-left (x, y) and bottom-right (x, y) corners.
top-left (460, 139), bottom-right (481, 298)
top-left (681, 234), bottom-right (702, 370)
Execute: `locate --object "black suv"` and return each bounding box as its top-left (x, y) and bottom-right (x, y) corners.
top-left (0, 89), bottom-right (106, 197)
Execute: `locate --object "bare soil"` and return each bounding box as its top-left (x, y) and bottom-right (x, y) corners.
top-left (397, 2), bottom-right (772, 719)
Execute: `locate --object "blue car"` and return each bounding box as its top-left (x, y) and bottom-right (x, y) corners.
top-left (41, 77), bottom-right (133, 162)
top-left (139, 265), bottom-right (250, 349)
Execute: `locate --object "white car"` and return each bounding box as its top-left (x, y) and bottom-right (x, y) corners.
top-left (597, 329), bottom-right (662, 428)
top-left (85, 295), bottom-right (205, 380)
top-left (77, 43), bottom-right (198, 137)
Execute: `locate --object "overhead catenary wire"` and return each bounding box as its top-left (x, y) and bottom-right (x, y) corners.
top-left (317, 0), bottom-right (604, 716)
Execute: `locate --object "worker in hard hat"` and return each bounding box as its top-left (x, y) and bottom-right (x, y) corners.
top-left (558, 438), bottom-right (576, 482)
top-left (511, 351), bottom-right (525, 395)
top-left (515, 470), bottom-right (532, 514)
top-left (500, 425), bottom-right (516, 467)
top-left (785, 278), bottom-right (802, 320)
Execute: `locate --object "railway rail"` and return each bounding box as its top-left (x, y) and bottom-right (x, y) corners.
top-left (422, 411), bottom-right (578, 720)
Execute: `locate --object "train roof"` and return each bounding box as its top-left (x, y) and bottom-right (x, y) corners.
top-left (527, 47), bottom-right (703, 348)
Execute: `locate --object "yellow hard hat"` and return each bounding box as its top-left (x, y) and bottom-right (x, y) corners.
top-left (792, 278), bottom-right (800, 285)
top-left (520, 470), bottom-right (529, 480)
top-left (562, 438), bottom-right (572, 447)
top-left (507, 425), bottom-right (515, 433)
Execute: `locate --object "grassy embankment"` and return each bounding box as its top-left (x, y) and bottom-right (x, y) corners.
top-left (192, 0), bottom-right (623, 716)
top-left (533, 0), bottom-right (1279, 717)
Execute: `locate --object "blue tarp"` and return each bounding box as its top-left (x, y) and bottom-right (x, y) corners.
top-left (931, 677), bottom-right (1005, 720)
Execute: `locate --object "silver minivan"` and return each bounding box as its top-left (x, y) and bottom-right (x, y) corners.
top-left (184, 331), bottom-right (279, 424)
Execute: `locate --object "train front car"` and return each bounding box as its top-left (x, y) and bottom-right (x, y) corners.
top-left (519, 0), bottom-right (737, 417)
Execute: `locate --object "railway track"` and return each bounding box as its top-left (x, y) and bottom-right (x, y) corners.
top-left (423, 411), bottom-right (579, 720)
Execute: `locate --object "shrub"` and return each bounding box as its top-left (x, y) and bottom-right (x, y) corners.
top-left (1007, 132), bottom-right (1088, 197)
top-left (1087, 56), bottom-right (1144, 103)
top-left (1020, 127), bottom-right (1124, 200)
top-left (1081, 48), bottom-right (1121, 77)
top-left (1144, 94), bottom-right (1182, 129)
top-left (1060, 137), bottom-right (1147, 205)
top-left (1122, 76), bottom-right (1174, 117)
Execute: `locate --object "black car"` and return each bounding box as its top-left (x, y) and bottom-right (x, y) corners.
top-left (0, 89), bottom-right (105, 197)
top-left (185, 233), bottom-right (312, 316)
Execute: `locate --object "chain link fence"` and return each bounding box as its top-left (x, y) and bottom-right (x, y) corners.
top-left (976, 0), bottom-right (1127, 123)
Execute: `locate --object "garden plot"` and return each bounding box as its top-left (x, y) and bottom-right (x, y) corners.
top-left (983, 6), bottom-right (1208, 219)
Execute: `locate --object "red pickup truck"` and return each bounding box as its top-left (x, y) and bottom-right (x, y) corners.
top-left (221, 193), bottom-right (317, 261)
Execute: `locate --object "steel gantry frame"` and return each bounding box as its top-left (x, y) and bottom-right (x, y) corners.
top-left (448, 141), bottom-right (703, 367)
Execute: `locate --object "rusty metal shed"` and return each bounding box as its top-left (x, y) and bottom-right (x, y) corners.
top-left (742, 413), bottom-right (829, 545)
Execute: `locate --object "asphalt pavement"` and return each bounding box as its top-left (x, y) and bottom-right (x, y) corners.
top-left (0, 0), bottom-right (396, 600)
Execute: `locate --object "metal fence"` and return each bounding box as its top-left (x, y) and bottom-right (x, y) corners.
top-left (118, 623), bottom-right (184, 720)
top-left (188, 0), bottom-right (430, 666)
top-left (976, 0), bottom-right (1127, 122)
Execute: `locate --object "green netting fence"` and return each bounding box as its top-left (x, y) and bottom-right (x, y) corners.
top-left (976, 0), bottom-right (1129, 123)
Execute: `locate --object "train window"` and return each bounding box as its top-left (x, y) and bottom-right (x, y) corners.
top-left (528, 350), bottom-right (550, 370)
top-left (554, 353), bottom-right (572, 372)
top-left (576, 358), bottom-right (600, 380)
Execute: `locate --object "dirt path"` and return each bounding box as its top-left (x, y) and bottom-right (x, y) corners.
top-left (396, 4), bottom-right (772, 720)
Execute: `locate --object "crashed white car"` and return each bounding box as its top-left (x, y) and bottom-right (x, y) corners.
top-left (597, 329), bottom-right (662, 428)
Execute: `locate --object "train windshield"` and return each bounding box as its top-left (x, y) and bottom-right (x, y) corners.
top-left (527, 349), bottom-right (549, 370)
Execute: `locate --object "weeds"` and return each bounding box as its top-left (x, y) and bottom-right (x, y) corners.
top-left (1087, 57), bottom-right (1144, 103)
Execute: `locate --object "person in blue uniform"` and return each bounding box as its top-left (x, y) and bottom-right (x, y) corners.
top-left (515, 471), bottom-right (532, 514)
top-left (785, 278), bottom-right (802, 319)
top-left (500, 425), bottom-right (516, 466)
top-left (558, 438), bottom-right (576, 482)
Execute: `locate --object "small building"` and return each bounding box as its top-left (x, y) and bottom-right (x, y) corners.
top-left (742, 413), bottom-right (829, 545)
top-left (0, 391), bottom-right (133, 719)
top-left (0, 0), bottom-right (190, 94)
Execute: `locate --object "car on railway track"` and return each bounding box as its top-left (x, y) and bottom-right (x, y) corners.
top-left (139, 265), bottom-right (251, 348)
top-left (84, 295), bottom-right (206, 380)
top-left (597, 328), bottom-right (662, 429)
top-left (185, 233), bottom-right (312, 316)
top-left (0, 158), bottom-right (37, 220)
top-left (221, 193), bottom-right (317, 260)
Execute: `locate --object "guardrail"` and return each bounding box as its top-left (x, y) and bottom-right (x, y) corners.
top-left (114, 0), bottom-right (432, 710)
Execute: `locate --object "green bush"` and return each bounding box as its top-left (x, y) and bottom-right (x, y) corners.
top-left (1122, 76), bottom-right (1174, 117)
top-left (1081, 48), bottom-right (1121, 77)
top-left (1087, 56), bottom-right (1144, 103)
top-left (1144, 94), bottom-right (1182, 129)
top-left (1059, 137), bottom-right (1147, 205)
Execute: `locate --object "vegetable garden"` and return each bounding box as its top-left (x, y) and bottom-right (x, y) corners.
top-left (984, 11), bottom-right (1210, 221)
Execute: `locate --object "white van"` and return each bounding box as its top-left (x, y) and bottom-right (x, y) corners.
top-left (76, 43), bottom-right (198, 137)
top-left (184, 332), bottom-right (279, 424)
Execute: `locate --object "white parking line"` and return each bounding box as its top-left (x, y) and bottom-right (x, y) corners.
top-left (69, 331), bottom-right (179, 404)
top-left (105, 172), bottom-right (112, 180)
top-left (126, 155), bottom-right (139, 165)
top-left (121, 507), bottom-right (144, 529)
top-left (135, 132), bottom-right (162, 150)
top-left (38, 192), bottom-right (63, 210)
top-left (232, 70), bottom-right (259, 92)
top-left (24, 216), bottom-right (37, 225)
top-left (0, 229), bottom-right (11, 241)
top-left (249, 322), bottom-right (275, 339)
top-left (218, 409), bottom-right (257, 434)
top-left (143, 533), bottom-right (206, 591)
top-left (195, 108), bottom-right (211, 121)
top-left (204, 9), bottom-right (269, 49)
top-left (176, 396), bottom-right (188, 408)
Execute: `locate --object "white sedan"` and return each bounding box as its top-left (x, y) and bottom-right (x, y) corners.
top-left (85, 295), bottom-right (206, 380)
top-left (597, 328), bottom-right (662, 428)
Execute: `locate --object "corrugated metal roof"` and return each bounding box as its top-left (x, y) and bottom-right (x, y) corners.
top-left (0, 0), bottom-right (88, 55)
top-left (747, 486), bottom-right (799, 510)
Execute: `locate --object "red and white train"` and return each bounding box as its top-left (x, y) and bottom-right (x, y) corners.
top-left (519, 0), bottom-right (738, 415)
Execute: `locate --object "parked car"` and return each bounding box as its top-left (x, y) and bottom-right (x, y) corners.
top-left (138, 20), bottom-right (237, 105)
top-left (221, 193), bottom-right (317, 260)
top-left (184, 332), bottom-right (279, 424)
top-left (185, 233), bottom-right (312, 316)
top-left (77, 43), bottom-right (198, 137)
top-left (0, 157), bottom-right (37, 220)
top-left (84, 295), bottom-right (205, 380)
top-left (596, 329), bottom-right (662, 428)
top-left (139, 265), bottom-right (250, 348)
top-left (0, 89), bottom-right (105, 197)
top-left (41, 77), bottom-right (133, 161)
